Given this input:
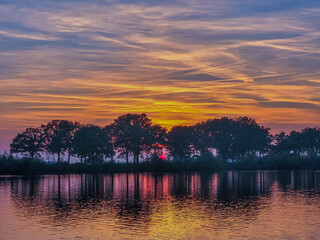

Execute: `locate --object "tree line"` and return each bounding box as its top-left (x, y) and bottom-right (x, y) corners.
top-left (9, 113), bottom-right (320, 165)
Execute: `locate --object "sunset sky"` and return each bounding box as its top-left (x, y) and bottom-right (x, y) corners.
top-left (1, 0), bottom-right (320, 151)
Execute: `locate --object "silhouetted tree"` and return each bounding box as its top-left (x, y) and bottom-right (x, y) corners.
top-left (73, 125), bottom-right (105, 164)
top-left (232, 117), bottom-right (271, 159)
top-left (274, 128), bottom-right (320, 156)
top-left (287, 131), bottom-right (304, 155)
top-left (273, 132), bottom-right (290, 153)
top-left (10, 127), bottom-right (45, 158)
top-left (301, 127), bottom-right (320, 156)
top-left (102, 125), bottom-right (116, 162)
top-left (167, 126), bottom-right (193, 161)
top-left (65, 121), bottom-right (80, 163)
top-left (113, 114), bottom-right (153, 163)
top-left (204, 117), bottom-right (272, 160)
top-left (43, 120), bottom-right (78, 163)
top-left (206, 117), bottom-right (235, 160)
top-left (149, 124), bottom-right (167, 159)
top-left (192, 121), bottom-right (213, 156)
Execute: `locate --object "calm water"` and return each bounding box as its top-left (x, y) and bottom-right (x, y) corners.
top-left (1, 171), bottom-right (320, 239)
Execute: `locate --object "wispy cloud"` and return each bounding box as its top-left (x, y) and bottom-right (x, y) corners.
top-left (0, 30), bottom-right (58, 41)
top-left (0, 0), bottom-right (320, 150)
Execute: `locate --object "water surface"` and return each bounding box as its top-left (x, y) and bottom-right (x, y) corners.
top-left (1, 171), bottom-right (320, 239)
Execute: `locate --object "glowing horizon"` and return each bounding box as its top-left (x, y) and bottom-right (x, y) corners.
top-left (1, 0), bottom-right (320, 151)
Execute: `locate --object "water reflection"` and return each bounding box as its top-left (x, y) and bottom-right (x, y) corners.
top-left (1, 171), bottom-right (320, 239)
top-left (9, 172), bottom-right (274, 206)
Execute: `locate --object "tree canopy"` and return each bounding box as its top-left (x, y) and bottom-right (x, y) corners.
top-left (10, 127), bottom-right (45, 158)
top-left (9, 113), bottom-right (320, 165)
top-left (42, 120), bottom-right (79, 163)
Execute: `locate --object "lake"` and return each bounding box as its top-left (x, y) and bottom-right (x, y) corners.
top-left (0, 171), bottom-right (320, 239)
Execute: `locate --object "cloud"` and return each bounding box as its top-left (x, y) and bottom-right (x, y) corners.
top-left (93, 35), bottom-right (149, 51)
top-left (0, 30), bottom-right (58, 41)
top-left (258, 101), bottom-right (320, 110)
top-left (168, 71), bottom-right (223, 81)
top-left (0, 0), bottom-right (320, 150)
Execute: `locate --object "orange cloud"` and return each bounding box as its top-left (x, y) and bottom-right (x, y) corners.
top-left (0, 0), bottom-right (320, 150)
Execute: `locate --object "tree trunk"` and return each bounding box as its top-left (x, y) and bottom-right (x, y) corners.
top-left (154, 147), bottom-right (157, 158)
top-left (126, 151), bottom-right (129, 164)
top-left (68, 151), bottom-right (71, 164)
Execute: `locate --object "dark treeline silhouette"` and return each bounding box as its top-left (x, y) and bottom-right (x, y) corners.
top-left (1, 113), bottom-right (320, 173)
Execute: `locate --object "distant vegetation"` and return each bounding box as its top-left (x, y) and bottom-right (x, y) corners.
top-left (1, 113), bottom-right (320, 174)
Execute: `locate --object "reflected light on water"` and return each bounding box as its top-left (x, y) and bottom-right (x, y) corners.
top-left (0, 171), bottom-right (320, 239)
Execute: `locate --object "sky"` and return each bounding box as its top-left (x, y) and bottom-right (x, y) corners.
top-left (0, 0), bottom-right (320, 151)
